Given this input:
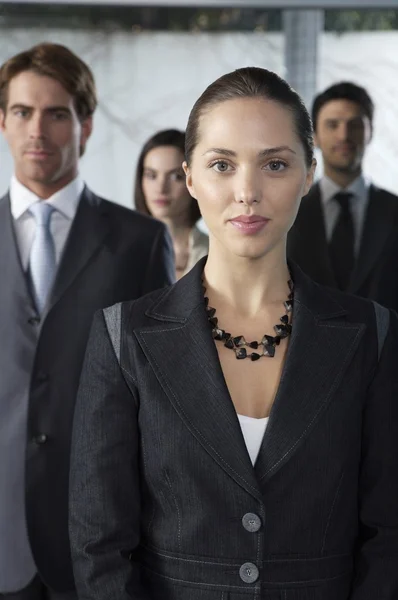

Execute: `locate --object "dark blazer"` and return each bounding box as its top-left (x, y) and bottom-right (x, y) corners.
top-left (0, 186), bottom-right (174, 592)
top-left (287, 182), bottom-right (398, 310)
top-left (69, 257), bottom-right (398, 600)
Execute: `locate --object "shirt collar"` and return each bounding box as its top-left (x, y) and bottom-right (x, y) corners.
top-left (319, 173), bottom-right (369, 208)
top-left (10, 175), bottom-right (85, 220)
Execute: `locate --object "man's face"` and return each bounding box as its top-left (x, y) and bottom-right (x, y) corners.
top-left (0, 70), bottom-right (92, 193)
top-left (314, 99), bottom-right (371, 175)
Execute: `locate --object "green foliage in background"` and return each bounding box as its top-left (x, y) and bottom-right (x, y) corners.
top-left (0, 5), bottom-right (397, 32)
top-left (326, 10), bottom-right (398, 32)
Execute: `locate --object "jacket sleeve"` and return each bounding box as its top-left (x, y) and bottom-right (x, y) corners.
top-left (350, 310), bottom-right (398, 599)
top-left (69, 309), bottom-right (149, 600)
top-left (143, 222), bottom-right (175, 294)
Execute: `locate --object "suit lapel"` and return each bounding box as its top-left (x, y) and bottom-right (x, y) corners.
top-left (136, 263), bottom-right (262, 502)
top-left (136, 259), bottom-right (366, 496)
top-left (349, 185), bottom-right (396, 294)
top-left (46, 187), bottom-right (109, 313)
top-left (255, 265), bottom-right (365, 483)
top-left (290, 184), bottom-right (336, 287)
top-left (0, 193), bottom-right (36, 309)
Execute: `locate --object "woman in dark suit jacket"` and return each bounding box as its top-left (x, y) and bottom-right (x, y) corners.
top-left (69, 67), bottom-right (398, 600)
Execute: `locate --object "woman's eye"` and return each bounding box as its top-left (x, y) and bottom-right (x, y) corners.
top-left (266, 160), bottom-right (286, 172)
top-left (170, 172), bottom-right (184, 182)
top-left (212, 161), bottom-right (230, 173)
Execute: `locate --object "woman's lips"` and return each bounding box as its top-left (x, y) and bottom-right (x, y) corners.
top-left (229, 215), bottom-right (269, 235)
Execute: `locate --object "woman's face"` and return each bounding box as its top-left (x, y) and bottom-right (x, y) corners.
top-left (184, 97), bottom-right (315, 261)
top-left (142, 145), bottom-right (192, 223)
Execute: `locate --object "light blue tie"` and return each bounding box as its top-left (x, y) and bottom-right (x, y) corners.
top-left (28, 202), bottom-right (56, 315)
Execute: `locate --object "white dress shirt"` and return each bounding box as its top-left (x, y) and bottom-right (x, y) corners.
top-left (319, 174), bottom-right (370, 256)
top-left (10, 175), bottom-right (85, 271)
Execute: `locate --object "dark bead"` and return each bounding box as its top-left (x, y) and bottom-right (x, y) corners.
top-left (212, 328), bottom-right (224, 340)
top-left (280, 314), bottom-right (289, 324)
top-left (288, 279), bottom-right (294, 292)
top-left (224, 337), bottom-right (234, 349)
top-left (233, 336), bottom-right (246, 347)
top-left (274, 336), bottom-right (281, 346)
top-left (235, 347), bottom-right (247, 359)
top-left (209, 316), bottom-right (218, 327)
top-left (274, 324), bottom-right (292, 338)
top-left (250, 352), bottom-right (261, 361)
top-left (223, 332), bottom-right (231, 340)
top-left (284, 300), bottom-right (293, 312)
top-left (262, 334), bottom-right (274, 346)
top-left (207, 307), bottom-right (216, 318)
top-left (263, 344), bottom-right (276, 357)
top-left (249, 341), bottom-right (258, 349)
top-left (204, 297), bottom-right (209, 307)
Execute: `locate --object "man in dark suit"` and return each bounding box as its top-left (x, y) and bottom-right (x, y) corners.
top-left (0, 43), bottom-right (174, 600)
top-left (288, 81), bottom-right (398, 309)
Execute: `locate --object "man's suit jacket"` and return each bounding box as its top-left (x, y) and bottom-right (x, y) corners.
top-left (287, 182), bottom-right (398, 310)
top-left (0, 186), bottom-right (174, 592)
top-left (69, 258), bottom-right (398, 600)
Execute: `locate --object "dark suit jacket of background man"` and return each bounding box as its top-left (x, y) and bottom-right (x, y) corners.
top-left (287, 182), bottom-right (398, 310)
top-left (0, 185), bottom-right (174, 593)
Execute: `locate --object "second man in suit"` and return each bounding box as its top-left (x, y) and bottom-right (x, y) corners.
top-left (0, 43), bottom-right (174, 600)
top-left (288, 81), bottom-right (398, 309)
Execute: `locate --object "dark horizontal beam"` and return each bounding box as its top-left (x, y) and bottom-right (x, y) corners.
top-left (4, 0), bottom-right (398, 7)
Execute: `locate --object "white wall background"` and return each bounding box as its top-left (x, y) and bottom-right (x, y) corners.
top-left (0, 29), bottom-right (396, 207)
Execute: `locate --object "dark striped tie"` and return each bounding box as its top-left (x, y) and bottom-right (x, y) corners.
top-left (328, 192), bottom-right (354, 291)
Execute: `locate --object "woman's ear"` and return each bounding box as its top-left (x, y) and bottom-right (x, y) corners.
top-left (183, 161), bottom-right (196, 199)
top-left (303, 158), bottom-right (317, 196)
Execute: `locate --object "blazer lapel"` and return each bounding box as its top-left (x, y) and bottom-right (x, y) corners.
top-left (136, 260), bottom-right (365, 495)
top-left (255, 264), bottom-right (365, 483)
top-left (289, 184), bottom-right (336, 288)
top-left (47, 187), bottom-right (109, 313)
top-left (349, 185), bottom-right (396, 294)
top-left (135, 260), bottom-right (262, 503)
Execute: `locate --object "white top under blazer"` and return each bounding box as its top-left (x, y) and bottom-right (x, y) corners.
top-left (237, 414), bottom-right (269, 466)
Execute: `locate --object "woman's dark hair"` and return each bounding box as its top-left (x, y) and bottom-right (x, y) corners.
top-left (312, 82), bottom-right (374, 133)
top-left (185, 66), bottom-right (314, 168)
top-left (134, 129), bottom-right (201, 226)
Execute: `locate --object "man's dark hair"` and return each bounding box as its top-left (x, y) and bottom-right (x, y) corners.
top-left (0, 42), bottom-right (97, 120)
top-left (311, 82), bottom-right (374, 132)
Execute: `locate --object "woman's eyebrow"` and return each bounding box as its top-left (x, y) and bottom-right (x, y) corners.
top-left (203, 146), bottom-right (296, 157)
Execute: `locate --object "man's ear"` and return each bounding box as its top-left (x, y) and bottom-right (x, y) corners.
top-left (79, 116), bottom-right (93, 157)
top-left (365, 118), bottom-right (372, 145)
top-left (0, 109), bottom-right (6, 133)
top-left (183, 161), bottom-right (196, 199)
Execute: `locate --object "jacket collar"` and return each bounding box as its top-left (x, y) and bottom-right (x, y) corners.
top-left (144, 257), bottom-right (347, 324)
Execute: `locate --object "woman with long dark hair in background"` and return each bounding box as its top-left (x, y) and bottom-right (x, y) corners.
top-left (134, 129), bottom-right (208, 279)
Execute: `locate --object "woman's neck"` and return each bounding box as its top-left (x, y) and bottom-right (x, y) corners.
top-left (162, 216), bottom-right (192, 247)
top-left (204, 241), bottom-right (291, 318)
